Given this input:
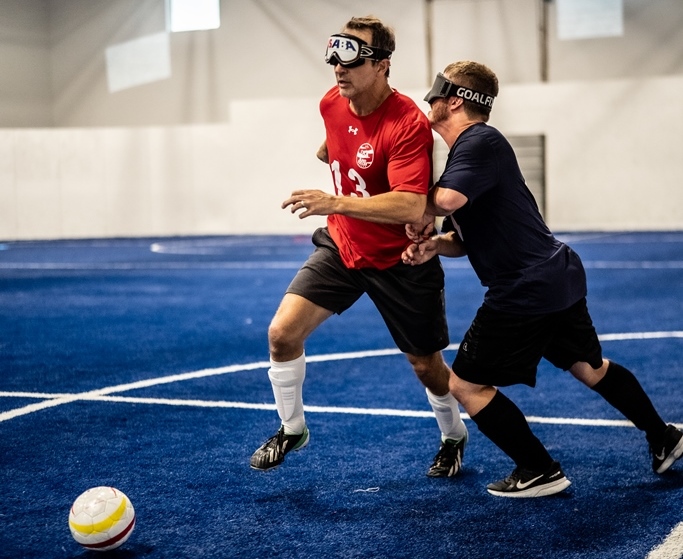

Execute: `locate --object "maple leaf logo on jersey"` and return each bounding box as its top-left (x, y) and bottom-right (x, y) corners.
top-left (356, 143), bottom-right (374, 169)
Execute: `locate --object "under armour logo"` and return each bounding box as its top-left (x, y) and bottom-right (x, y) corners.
top-left (348, 126), bottom-right (358, 135)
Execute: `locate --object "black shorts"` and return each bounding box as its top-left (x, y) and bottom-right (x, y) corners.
top-left (452, 298), bottom-right (603, 387)
top-left (286, 227), bottom-right (449, 356)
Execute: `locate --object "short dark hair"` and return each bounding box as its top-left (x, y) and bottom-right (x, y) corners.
top-left (343, 15), bottom-right (395, 77)
top-left (444, 61), bottom-right (499, 121)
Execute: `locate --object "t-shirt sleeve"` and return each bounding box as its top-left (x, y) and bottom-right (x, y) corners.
top-left (438, 133), bottom-right (497, 201)
top-left (386, 113), bottom-right (433, 195)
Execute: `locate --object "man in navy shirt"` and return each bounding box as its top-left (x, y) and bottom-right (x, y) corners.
top-left (403, 61), bottom-right (683, 497)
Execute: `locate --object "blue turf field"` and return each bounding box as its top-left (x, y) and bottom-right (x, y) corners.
top-left (1, 232), bottom-right (682, 558)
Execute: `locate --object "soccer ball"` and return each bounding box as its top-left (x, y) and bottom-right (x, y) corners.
top-left (68, 486), bottom-right (136, 551)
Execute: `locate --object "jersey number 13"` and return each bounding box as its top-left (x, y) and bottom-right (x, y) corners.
top-left (331, 160), bottom-right (370, 198)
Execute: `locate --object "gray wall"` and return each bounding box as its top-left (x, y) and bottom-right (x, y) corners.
top-left (0, 0), bottom-right (50, 127)
top-left (7, 0), bottom-right (683, 128)
top-left (1, 0), bottom-right (683, 239)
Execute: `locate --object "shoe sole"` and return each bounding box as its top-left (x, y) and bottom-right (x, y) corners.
top-left (292, 428), bottom-right (310, 451)
top-left (487, 478), bottom-right (571, 498)
top-left (655, 435), bottom-right (683, 474)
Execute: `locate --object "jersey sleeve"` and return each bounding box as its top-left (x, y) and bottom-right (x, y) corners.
top-left (386, 111), bottom-right (434, 195)
top-left (438, 132), bottom-right (497, 201)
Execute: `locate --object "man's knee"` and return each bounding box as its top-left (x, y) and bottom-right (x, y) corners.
top-left (406, 352), bottom-right (441, 375)
top-left (268, 319), bottom-right (289, 352)
top-left (268, 318), bottom-right (304, 361)
top-left (449, 372), bottom-right (495, 411)
top-left (569, 358), bottom-right (609, 387)
top-left (449, 372), bottom-right (474, 399)
top-left (406, 353), bottom-right (450, 393)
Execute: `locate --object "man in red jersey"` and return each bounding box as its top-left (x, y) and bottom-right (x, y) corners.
top-left (250, 16), bottom-right (468, 476)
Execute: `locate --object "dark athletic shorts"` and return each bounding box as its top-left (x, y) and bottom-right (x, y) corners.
top-left (286, 227), bottom-right (449, 356)
top-left (452, 297), bottom-right (603, 387)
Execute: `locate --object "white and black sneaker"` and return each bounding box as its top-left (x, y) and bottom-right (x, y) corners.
top-left (427, 433), bottom-right (468, 477)
top-left (487, 460), bottom-right (571, 498)
top-left (250, 426), bottom-right (310, 471)
top-left (651, 424), bottom-right (683, 474)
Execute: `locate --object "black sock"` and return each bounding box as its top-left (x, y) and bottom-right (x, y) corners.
top-left (471, 390), bottom-right (554, 472)
top-left (592, 361), bottom-right (667, 444)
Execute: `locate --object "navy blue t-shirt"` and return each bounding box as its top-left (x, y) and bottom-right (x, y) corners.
top-left (439, 123), bottom-right (586, 313)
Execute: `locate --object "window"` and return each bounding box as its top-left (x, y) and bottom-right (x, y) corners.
top-left (167, 0), bottom-right (220, 32)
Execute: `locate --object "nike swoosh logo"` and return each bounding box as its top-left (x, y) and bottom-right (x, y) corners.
top-left (655, 451), bottom-right (666, 461)
top-left (515, 474), bottom-right (543, 490)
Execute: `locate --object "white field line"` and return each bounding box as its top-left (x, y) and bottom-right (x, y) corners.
top-left (0, 262), bottom-right (308, 270)
top-left (1, 391), bottom-right (682, 431)
top-left (647, 522), bottom-right (683, 559)
top-left (2, 261), bottom-right (683, 271)
top-left (0, 332), bottom-right (682, 424)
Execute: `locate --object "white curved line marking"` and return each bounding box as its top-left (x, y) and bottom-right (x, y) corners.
top-left (647, 522), bottom-right (683, 559)
top-left (0, 332), bottom-right (681, 424)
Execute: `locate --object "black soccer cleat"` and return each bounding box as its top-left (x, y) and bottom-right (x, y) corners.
top-left (427, 432), bottom-right (468, 478)
top-left (650, 424), bottom-right (683, 474)
top-left (250, 425), bottom-right (310, 471)
top-left (486, 460), bottom-right (571, 498)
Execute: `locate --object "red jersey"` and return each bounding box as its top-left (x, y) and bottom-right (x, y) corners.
top-left (320, 86), bottom-right (434, 270)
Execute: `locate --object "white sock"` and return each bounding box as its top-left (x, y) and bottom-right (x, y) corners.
top-left (426, 388), bottom-right (467, 442)
top-left (268, 353), bottom-right (306, 435)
